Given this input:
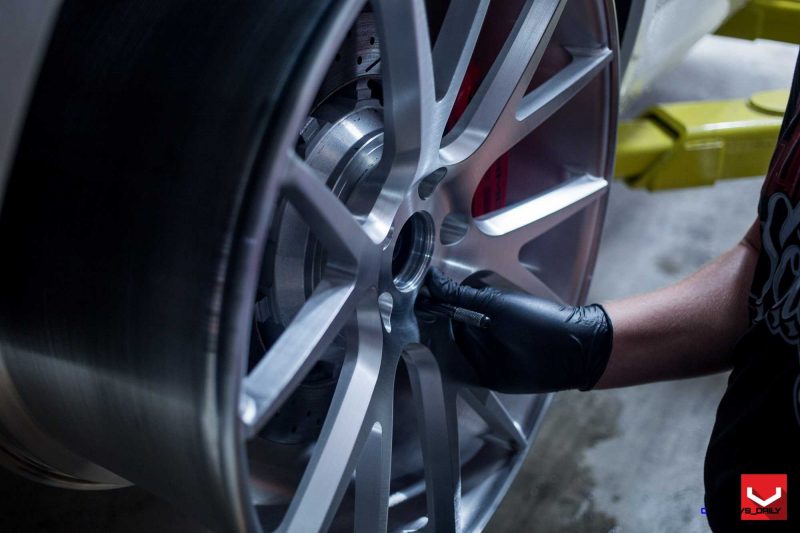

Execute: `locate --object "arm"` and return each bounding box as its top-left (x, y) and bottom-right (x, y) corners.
top-left (596, 219), bottom-right (760, 388)
top-left (426, 220), bottom-right (760, 393)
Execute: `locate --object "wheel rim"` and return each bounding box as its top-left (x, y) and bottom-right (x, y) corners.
top-left (238, 0), bottom-right (618, 531)
top-left (0, 0), bottom-right (615, 529)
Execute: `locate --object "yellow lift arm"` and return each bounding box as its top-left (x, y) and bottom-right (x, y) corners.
top-left (615, 89), bottom-right (789, 190)
top-left (716, 0), bottom-right (800, 45)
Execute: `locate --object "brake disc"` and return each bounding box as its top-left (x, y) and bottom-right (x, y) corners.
top-left (253, 14), bottom-right (384, 446)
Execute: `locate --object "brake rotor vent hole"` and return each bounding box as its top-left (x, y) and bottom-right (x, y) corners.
top-left (392, 212), bottom-right (434, 292)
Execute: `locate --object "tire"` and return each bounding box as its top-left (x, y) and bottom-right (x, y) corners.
top-left (0, 1), bottom-right (617, 532)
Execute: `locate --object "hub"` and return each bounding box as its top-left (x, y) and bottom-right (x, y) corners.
top-left (392, 212), bottom-right (434, 292)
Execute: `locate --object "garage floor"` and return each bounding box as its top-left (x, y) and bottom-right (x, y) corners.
top-left (0, 35), bottom-right (797, 533)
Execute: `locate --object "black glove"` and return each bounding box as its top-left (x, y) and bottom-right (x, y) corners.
top-left (425, 268), bottom-right (613, 393)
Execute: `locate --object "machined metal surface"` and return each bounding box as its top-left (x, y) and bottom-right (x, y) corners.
top-left (0, 0), bottom-right (617, 531)
top-left (243, 1), bottom-right (617, 529)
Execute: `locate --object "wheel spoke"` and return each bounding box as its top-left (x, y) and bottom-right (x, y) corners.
top-left (354, 366), bottom-right (394, 533)
top-left (284, 151), bottom-right (373, 260)
top-left (461, 388), bottom-right (526, 451)
top-left (443, 0), bottom-right (567, 162)
top-left (438, 235), bottom-right (560, 302)
top-left (404, 345), bottom-right (462, 532)
top-left (242, 280), bottom-right (359, 436)
top-left (489, 260), bottom-right (562, 302)
top-left (465, 174), bottom-right (607, 302)
top-left (372, 0), bottom-right (438, 180)
top-left (503, 47), bottom-right (613, 155)
top-left (475, 174), bottom-right (608, 250)
top-left (432, 0), bottom-right (490, 113)
top-left (279, 304), bottom-right (385, 533)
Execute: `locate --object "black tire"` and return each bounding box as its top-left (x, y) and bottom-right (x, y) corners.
top-left (0, 2), bottom-right (344, 531)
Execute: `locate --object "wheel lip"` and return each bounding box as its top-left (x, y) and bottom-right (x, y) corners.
top-left (215, 1), bottom-right (368, 530)
top-left (575, 0), bottom-right (620, 305)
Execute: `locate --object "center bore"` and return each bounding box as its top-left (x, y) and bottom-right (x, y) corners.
top-left (392, 212), bottom-right (435, 292)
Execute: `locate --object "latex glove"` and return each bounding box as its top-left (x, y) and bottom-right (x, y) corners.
top-left (426, 268), bottom-right (613, 393)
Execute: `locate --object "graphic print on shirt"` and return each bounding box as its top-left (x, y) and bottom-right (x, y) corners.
top-left (753, 192), bottom-right (800, 346)
top-left (751, 110), bottom-right (800, 426)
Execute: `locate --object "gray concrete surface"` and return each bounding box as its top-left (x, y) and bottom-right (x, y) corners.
top-left (0, 33), bottom-right (796, 533)
top-left (488, 35), bottom-right (798, 533)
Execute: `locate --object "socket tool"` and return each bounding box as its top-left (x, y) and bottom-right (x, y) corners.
top-left (415, 297), bottom-right (491, 329)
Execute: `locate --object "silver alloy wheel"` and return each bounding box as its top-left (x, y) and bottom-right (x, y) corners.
top-left (0, 0), bottom-right (616, 531)
top-left (242, 0), bottom-right (617, 531)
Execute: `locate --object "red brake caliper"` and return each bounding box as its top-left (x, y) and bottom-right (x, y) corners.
top-left (445, 61), bottom-right (509, 218)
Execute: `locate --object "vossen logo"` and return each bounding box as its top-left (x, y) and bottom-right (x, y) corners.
top-left (741, 474), bottom-right (788, 521)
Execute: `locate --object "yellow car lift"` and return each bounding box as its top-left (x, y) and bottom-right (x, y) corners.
top-left (616, 89), bottom-right (789, 190)
top-left (716, 0), bottom-right (800, 45)
top-left (615, 0), bottom-right (796, 190)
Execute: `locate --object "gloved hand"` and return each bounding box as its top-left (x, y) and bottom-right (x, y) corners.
top-left (425, 268), bottom-right (613, 393)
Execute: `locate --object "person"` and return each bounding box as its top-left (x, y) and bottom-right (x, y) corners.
top-left (425, 52), bottom-right (800, 532)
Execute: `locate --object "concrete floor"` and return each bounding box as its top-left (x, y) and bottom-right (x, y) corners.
top-left (488, 36), bottom-right (798, 533)
top-left (0, 35), bottom-right (797, 533)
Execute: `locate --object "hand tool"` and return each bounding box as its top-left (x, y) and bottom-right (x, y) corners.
top-left (415, 296), bottom-right (491, 329)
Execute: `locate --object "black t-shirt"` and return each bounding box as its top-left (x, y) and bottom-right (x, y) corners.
top-left (705, 53), bottom-right (800, 531)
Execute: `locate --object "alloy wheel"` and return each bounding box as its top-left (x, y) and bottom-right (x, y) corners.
top-left (242, 0), bottom-right (617, 530)
top-left (0, 0), bottom-right (617, 531)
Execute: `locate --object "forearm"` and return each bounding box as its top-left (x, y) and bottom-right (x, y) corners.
top-left (594, 223), bottom-right (760, 389)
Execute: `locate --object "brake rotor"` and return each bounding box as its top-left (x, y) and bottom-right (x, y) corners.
top-left (254, 14), bottom-right (385, 446)
top-left (264, 12), bottom-right (383, 329)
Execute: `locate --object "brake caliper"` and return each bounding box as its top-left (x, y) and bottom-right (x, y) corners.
top-left (445, 60), bottom-right (509, 217)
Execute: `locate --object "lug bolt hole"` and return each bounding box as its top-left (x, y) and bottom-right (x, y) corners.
top-left (378, 292), bottom-right (393, 333)
top-left (418, 167), bottom-right (447, 200)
